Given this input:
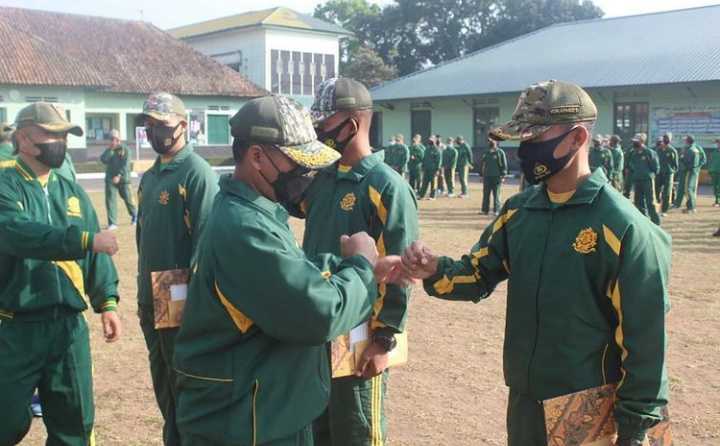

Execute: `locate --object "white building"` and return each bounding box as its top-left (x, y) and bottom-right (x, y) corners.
top-left (169, 7), bottom-right (351, 107)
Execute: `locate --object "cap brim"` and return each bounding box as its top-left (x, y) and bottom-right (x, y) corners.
top-left (489, 121), bottom-right (552, 142)
top-left (280, 140), bottom-right (340, 169)
top-left (137, 111), bottom-right (186, 125)
top-left (37, 123), bottom-right (84, 137)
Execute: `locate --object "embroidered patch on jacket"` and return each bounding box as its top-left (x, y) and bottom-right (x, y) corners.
top-left (573, 228), bottom-right (598, 254)
top-left (340, 193), bottom-right (356, 211)
top-left (67, 196), bottom-right (82, 217)
top-left (534, 164), bottom-right (549, 177)
top-left (159, 190), bottom-right (170, 205)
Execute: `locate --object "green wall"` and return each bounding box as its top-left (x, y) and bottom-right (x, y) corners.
top-left (375, 81), bottom-right (720, 156)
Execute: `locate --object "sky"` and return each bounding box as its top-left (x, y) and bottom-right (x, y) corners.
top-left (0, 0), bottom-right (717, 28)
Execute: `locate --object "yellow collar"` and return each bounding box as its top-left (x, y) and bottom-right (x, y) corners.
top-left (547, 189), bottom-right (576, 204)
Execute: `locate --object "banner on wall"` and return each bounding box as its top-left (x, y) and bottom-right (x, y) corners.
top-left (652, 106), bottom-right (720, 142)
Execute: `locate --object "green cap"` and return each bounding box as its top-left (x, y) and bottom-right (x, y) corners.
top-left (139, 92), bottom-right (187, 123)
top-left (491, 80), bottom-right (597, 142)
top-left (230, 95), bottom-right (340, 169)
top-left (15, 103), bottom-right (83, 136)
top-left (310, 77), bottom-right (373, 124)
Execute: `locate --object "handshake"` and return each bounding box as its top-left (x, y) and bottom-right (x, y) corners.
top-left (340, 232), bottom-right (440, 286)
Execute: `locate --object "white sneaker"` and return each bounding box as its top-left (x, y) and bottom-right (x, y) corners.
top-left (448, 193), bottom-right (456, 198)
top-left (107, 224), bottom-right (118, 231)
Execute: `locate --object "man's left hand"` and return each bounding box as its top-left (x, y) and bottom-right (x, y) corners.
top-left (355, 342), bottom-right (390, 379)
top-left (101, 311), bottom-right (122, 343)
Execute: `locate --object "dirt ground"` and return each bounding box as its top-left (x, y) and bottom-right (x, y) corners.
top-left (24, 179), bottom-right (720, 445)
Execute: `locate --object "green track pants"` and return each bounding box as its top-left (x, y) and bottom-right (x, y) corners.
top-left (105, 180), bottom-right (137, 226)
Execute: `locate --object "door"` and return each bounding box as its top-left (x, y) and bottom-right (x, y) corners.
top-left (411, 110), bottom-right (432, 142)
top-left (207, 114), bottom-right (230, 145)
top-left (614, 103), bottom-right (649, 144)
top-left (370, 112), bottom-right (383, 149)
top-left (473, 107), bottom-right (499, 149)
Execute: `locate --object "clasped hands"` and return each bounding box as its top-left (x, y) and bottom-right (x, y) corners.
top-left (339, 233), bottom-right (439, 286)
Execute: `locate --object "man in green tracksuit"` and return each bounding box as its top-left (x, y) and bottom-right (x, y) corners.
top-left (391, 134), bottom-right (409, 178)
top-left (454, 136), bottom-right (473, 198)
top-left (100, 129), bottom-right (137, 229)
top-left (589, 135), bottom-right (614, 177)
top-left (655, 137), bottom-right (678, 215)
top-left (136, 92), bottom-right (219, 446)
top-left (0, 122), bottom-right (14, 166)
top-left (407, 134), bottom-right (425, 193)
top-left (674, 134), bottom-right (704, 213)
top-left (402, 81), bottom-right (670, 446)
top-left (419, 137), bottom-right (441, 200)
top-left (708, 138), bottom-right (720, 207)
top-left (174, 95), bottom-right (393, 446)
top-left (0, 103), bottom-right (122, 446)
top-left (628, 134), bottom-right (661, 225)
top-left (622, 134), bottom-right (644, 199)
top-left (608, 135), bottom-right (624, 192)
top-left (442, 137), bottom-right (458, 197)
top-left (309, 78), bottom-right (418, 446)
top-left (479, 138), bottom-right (507, 215)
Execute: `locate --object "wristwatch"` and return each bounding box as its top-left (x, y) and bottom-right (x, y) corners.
top-left (372, 329), bottom-right (397, 353)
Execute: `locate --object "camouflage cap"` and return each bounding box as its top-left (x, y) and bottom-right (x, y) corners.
top-left (15, 103), bottom-right (83, 136)
top-left (0, 122), bottom-right (13, 139)
top-left (139, 92), bottom-right (187, 123)
top-left (310, 77), bottom-right (373, 124)
top-left (490, 80), bottom-right (597, 142)
top-left (230, 95), bottom-right (339, 169)
top-left (592, 134), bottom-right (602, 143)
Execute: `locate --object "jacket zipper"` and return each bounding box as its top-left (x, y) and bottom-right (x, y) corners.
top-left (44, 184), bottom-right (64, 310)
top-left (252, 379), bottom-right (259, 446)
top-left (528, 210), bottom-right (553, 398)
top-left (601, 343), bottom-right (609, 385)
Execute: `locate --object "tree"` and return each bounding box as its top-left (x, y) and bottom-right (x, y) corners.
top-left (342, 46), bottom-right (398, 87)
top-left (314, 0), bottom-right (604, 78)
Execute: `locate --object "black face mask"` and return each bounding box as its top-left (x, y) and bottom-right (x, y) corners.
top-left (517, 128), bottom-right (578, 185)
top-left (315, 118), bottom-right (356, 154)
top-left (146, 123), bottom-right (182, 155)
top-left (260, 149), bottom-right (316, 217)
top-left (35, 141), bottom-right (67, 169)
top-left (633, 142), bottom-right (642, 149)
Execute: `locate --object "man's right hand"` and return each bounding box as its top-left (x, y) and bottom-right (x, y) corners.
top-left (340, 232), bottom-right (378, 268)
top-left (401, 240), bottom-right (439, 279)
top-left (93, 230), bottom-right (119, 256)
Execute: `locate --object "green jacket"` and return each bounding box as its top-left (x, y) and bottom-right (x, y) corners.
top-left (100, 144), bottom-right (132, 184)
top-left (136, 144), bottom-right (218, 307)
top-left (627, 147), bottom-right (659, 182)
top-left (424, 168), bottom-right (670, 440)
top-left (0, 142), bottom-right (14, 162)
top-left (610, 145), bottom-right (624, 177)
top-left (679, 144), bottom-right (703, 171)
top-left (589, 146), bottom-right (614, 177)
top-left (657, 145), bottom-right (679, 175)
top-left (455, 142), bottom-right (473, 169)
top-left (408, 144), bottom-right (425, 170)
top-left (174, 176), bottom-right (377, 444)
top-left (480, 148), bottom-right (507, 177)
top-left (302, 151), bottom-right (418, 333)
top-left (707, 146), bottom-right (720, 173)
top-left (422, 144), bottom-right (442, 172)
top-left (55, 152), bottom-right (77, 183)
top-left (393, 143), bottom-right (410, 172)
top-left (442, 145), bottom-right (458, 169)
top-left (0, 159), bottom-right (119, 318)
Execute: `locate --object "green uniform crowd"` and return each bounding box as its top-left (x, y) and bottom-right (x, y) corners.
top-left (5, 75), bottom-right (718, 446)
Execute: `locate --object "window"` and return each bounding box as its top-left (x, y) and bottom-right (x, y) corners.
top-left (473, 107), bottom-right (499, 149)
top-left (271, 50), bottom-right (280, 93)
top-left (271, 49), bottom-right (337, 96)
top-left (292, 51), bottom-right (302, 95)
top-left (65, 110), bottom-right (71, 122)
top-left (280, 51), bottom-right (291, 95)
top-left (0, 108), bottom-right (6, 123)
top-left (188, 111), bottom-right (206, 145)
top-left (303, 53), bottom-right (313, 95)
top-left (614, 102), bottom-right (649, 144)
top-left (411, 110), bottom-right (432, 142)
top-left (85, 114), bottom-right (116, 141)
